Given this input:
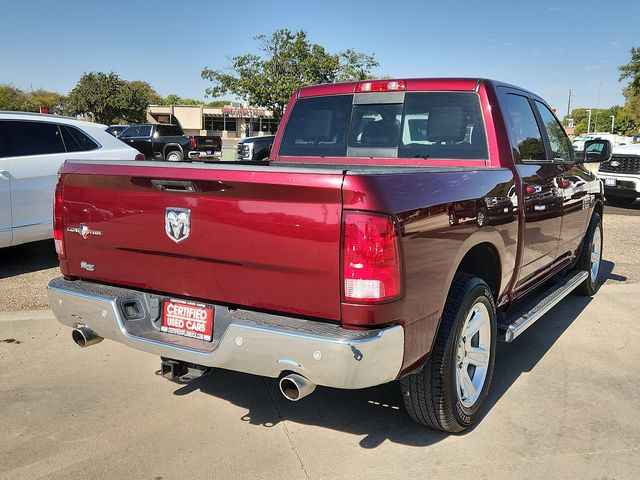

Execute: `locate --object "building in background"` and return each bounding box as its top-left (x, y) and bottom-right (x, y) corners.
top-left (146, 104), bottom-right (278, 139)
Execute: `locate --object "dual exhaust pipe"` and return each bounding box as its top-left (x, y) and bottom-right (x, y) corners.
top-left (71, 326), bottom-right (103, 348)
top-left (279, 373), bottom-right (316, 402)
top-left (70, 328), bottom-right (316, 401)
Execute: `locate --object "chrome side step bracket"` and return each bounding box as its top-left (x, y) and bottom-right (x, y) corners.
top-left (499, 270), bottom-right (589, 343)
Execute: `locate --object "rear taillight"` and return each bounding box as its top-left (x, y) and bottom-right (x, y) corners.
top-left (53, 177), bottom-right (64, 258)
top-left (189, 136), bottom-right (197, 149)
top-left (134, 153), bottom-right (145, 161)
top-left (355, 80), bottom-right (406, 93)
top-left (342, 212), bottom-right (401, 303)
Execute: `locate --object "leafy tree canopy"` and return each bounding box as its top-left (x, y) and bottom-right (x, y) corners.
top-left (618, 47), bottom-right (640, 134)
top-left (65, 72), bottom-right (160, 124)
top-left (0, 84), bottom-right (66, 114)
top-left (563, 104), bottom-right (640, 136)
top-left (201, 29), bottom-right (378, 120)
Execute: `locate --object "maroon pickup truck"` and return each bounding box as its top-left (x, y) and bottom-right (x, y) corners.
top-left (48, 78), bottom-right (611, 432)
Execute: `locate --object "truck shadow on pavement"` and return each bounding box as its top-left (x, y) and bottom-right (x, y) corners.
top-left (171, 260), bottom-right (620, 448)
top-left (0, 240), bottom-right (58, 279)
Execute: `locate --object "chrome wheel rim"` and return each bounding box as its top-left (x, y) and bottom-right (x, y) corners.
top-left (455, 302), bottom-right (491, 408)
top-left (590, 227), bottom-right (602, 283)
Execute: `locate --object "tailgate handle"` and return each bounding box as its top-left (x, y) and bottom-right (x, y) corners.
top-left (151, 180), bottom-right (197, 192)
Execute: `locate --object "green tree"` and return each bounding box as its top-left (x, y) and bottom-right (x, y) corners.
top-left (160, 94), bottom-right (204, 106)
top-left (29, 89), bottom-right (66, 114)
top-left (66, 72), bottom-right (160, 124)
top-left (201, 29), bottom-right (378, 120)
top-left (618, 47), bottom-right (640, 134)
top-left (0, 85), bottom-right (31, 111)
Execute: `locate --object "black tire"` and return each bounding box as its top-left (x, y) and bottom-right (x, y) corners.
top-left (476, 208), bottom-right (488, 228)
top-left (605, 195), bottom-right (636, 206)
top-left (575, 211), bottom-right (603, 296)
top-left (400, 274), bottom-right (497, 432)
top-left (165, 150), bottom-right (183, 162)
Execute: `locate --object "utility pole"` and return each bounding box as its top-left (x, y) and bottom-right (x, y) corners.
top-left (610, 115), bottom-right (615, 133)
top-left (587, 109), bottom-right (593, 134)
top-left (566, 89), bottom-right (572, 118)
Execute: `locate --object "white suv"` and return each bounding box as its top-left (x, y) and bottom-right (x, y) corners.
top-left (0, 112), bottom-right (143, 248)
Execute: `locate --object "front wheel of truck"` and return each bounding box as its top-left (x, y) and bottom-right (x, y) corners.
top-left (575, 211), bottom-right (603, 296)
top-left (401, 274), bottom-right (497, 432)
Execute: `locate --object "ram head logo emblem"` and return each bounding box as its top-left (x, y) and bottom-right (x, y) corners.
top-left (165, 208), bottom-right (191, 243)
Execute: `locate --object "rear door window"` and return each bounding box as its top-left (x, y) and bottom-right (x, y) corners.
top-left (61, 125), bottom-right (99, 152)
top-left (137, 125), bottom-right (152, 137)
top-left (279, 92), bottom-right (488, 160)
top-left (2, 121), bottom-right (65, 157)
top-left (157, 125), bottom-right (183, 136)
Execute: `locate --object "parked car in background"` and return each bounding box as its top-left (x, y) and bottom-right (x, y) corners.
top-left (597, 143), bottom-right (640, 205)
top-left (119, 124), bottom-right (199, 162)
top-left (192, 135), bottom-right (222, 161)
top-left (106, 125), bottom-right (129, 138)
top-left (236, 135), bottom-right (275, 161)
top-left (0, 111), bottom-right (143, 248)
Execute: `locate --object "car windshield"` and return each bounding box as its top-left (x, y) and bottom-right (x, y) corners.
top-left (279, 92), bottom-right (488, 160)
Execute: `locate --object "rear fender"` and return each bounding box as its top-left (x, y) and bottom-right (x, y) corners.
top-left (163, 143), bottom-right (184, 158)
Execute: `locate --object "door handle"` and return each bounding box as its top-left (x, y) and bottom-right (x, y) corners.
top-left (0, 170), bottom-right (9, 181)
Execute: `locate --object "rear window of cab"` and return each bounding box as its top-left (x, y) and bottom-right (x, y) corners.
top-left (279, 92), bottom-right (488, 160)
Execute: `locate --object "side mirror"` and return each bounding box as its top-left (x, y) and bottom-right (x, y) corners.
top-left (581, 139), bottom-right (612, 163)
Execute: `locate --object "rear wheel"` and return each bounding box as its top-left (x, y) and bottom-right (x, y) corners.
top-left (605, 195), bottom-right (636, 206)
top-left (165, 150), bottom-right (183, 162)
top-left (575, 212), bottom-right (603, 296)
top-left (401, 274), bottom-right (497, 432)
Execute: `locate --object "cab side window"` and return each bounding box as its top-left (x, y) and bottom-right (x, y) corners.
top-left (120, 126), bottom-right (138, 138)
top-left (504, 94), bottom-right (546, 162)
top-left (534, 101), bottom-right (572, 162)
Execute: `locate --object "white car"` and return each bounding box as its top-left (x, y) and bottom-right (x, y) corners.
top-left (0, 112), bottom-right (143, 248)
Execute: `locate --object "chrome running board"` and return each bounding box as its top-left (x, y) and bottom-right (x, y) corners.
top-left (499, 270), bottom-right (589, 343)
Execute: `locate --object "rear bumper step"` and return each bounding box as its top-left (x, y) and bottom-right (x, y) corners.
top-left (47, 277), bottom-right (404, 389)
top-left (498, 270), bottom-right (588, 342)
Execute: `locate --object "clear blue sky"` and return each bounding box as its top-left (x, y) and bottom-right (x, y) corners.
top-left (1, 0), bottom-right (638, 114)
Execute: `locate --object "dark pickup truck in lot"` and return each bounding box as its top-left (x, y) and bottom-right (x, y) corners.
top-left (119, 123), bottom-right (199, 161)
top-left (48, 78), bottom-right (609, 432)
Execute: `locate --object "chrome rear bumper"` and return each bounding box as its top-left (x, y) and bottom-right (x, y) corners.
top-left (47, 278), bottom-right (404, 389)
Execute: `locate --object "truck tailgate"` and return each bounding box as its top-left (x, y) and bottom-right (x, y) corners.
top-left (59, 161), bottom-right (345, 320)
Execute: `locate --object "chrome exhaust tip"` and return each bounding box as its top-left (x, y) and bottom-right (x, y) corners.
top-left (72, 326), bottom-right (103, 348)
top-left (279, 373), bottom-right (316, 402)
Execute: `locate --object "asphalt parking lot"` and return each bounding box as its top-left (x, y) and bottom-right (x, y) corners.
top-left (1, 202), bottom-right (639, 479)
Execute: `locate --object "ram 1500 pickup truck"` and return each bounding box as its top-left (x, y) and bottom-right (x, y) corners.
top-left (48, 78), bottom-right (610, 432)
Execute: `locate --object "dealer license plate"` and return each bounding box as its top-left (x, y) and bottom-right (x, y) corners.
top-left (161, 300), bottom-right (214, 342)
top-left (604, 178), bottom-right (616, 187)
